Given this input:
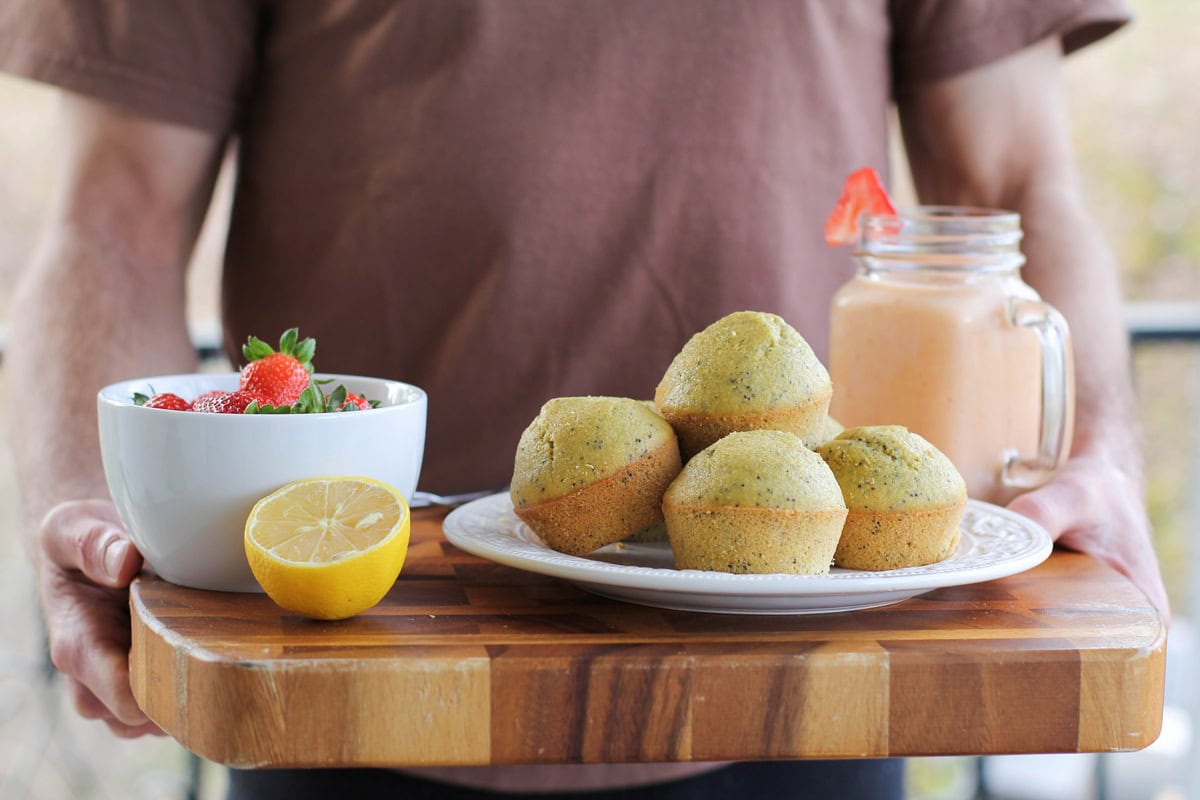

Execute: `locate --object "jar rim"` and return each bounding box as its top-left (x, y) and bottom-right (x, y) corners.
top-left (855, 205), bottom-right (1024, 272)
top-left (864, 205), bottom-right (1020, 225)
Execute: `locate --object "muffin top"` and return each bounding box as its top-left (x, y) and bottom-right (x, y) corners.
top-left (511, 396), bottom-right (677, 508)
top-left (665, 430), bottom-right (845, 511)
top-left (815, 425), bottom-right (967, 512)
top-left (654, 311), bottom-right (830, 415)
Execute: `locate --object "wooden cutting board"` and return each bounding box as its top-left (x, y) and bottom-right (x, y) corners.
top-left (129, 507), bottom-right (1165, 768)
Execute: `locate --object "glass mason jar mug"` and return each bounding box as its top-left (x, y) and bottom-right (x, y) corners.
top-left (828, 207), bottom-right (1074, 505)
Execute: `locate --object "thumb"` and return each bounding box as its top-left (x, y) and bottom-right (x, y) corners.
top-left (1006, 479), bottom-right (1083, 542)
top-left (40, 500), bottom-right (144, 588)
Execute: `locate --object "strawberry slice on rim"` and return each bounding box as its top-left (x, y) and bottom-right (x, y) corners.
top-left (824, 166), bottom-right (897, 246)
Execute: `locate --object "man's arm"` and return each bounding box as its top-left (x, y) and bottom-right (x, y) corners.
top-left (4, 94), bottom-right (224, 734)
top-left (898, 37), bottom-right (1169, 617)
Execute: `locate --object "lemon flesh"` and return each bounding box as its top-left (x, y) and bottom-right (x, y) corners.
top-left (245, 476), bottom-right (410, 620)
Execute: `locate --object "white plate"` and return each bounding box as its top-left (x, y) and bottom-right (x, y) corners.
top-left (443, 494), bottom-right (1052, 615)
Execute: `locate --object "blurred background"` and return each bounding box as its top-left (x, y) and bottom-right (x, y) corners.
top-left (0, 2), bottom-right (1197, 798)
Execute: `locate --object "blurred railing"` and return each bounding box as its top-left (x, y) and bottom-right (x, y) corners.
top-left (1126, 302), bottom-right (1200, 344)
top-left (1125, 300), bottom-right (1200, 625)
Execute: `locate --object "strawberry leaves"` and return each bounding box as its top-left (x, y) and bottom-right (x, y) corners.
top-left (243, 379), bottom-right (372, 414)
top-left (242, 327), bottom-right (316, 372)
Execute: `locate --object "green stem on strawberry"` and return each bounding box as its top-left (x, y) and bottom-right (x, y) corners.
top-left (327, 384), bottom-right (347, 410)
top-left (241, 327), bottom-right (316, 370)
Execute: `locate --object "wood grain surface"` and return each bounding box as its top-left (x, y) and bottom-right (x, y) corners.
top-left (129, 507), bottom-right (1166, 768)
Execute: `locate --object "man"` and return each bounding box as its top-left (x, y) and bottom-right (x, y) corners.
top-left (0, 1), bottom-right (1165, 798)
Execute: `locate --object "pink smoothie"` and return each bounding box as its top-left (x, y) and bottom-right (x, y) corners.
top-left (829, 271), bottom-right (1071, 505)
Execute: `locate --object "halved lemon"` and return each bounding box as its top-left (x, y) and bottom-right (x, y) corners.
top-left (244, 476), bottom-right (410, 620)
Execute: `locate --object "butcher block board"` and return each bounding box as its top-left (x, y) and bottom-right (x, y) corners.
top-left (129, 508), bottom-right (1165, 768)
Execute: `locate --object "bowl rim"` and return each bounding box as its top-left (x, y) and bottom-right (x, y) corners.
top-left (97, 372), bottom-right (426, 416)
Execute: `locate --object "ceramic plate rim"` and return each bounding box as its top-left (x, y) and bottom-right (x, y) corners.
top-left (443, 493), bottom-right (1052, 601)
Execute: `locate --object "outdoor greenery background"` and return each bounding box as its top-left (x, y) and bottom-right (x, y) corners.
top-left (0, 1), bottom-right (1196, 798)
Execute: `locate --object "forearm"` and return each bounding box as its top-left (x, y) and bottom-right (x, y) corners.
top-left (922, 173), bottom-right (1142, 470)
top-left (899, 38), bottom-right (1140, 477)
top-left (4, 228), bottom-right (196, 547)
top-left (898, 39), bottom-right (1167, 616)
top-left (1012, 182), bottom-right (1140, 473)
top-left (3, 96), bottom-right (224, 556)
top-left (1006, 186), bottom-right (1164, 615)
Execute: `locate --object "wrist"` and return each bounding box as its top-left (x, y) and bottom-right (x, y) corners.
top-left (1068, 426), bottom-right (1145, 488)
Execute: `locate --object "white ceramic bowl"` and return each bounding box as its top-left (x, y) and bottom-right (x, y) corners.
top-left (97, 373), bottom-right (426, 592)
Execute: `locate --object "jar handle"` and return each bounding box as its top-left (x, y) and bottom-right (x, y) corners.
top-left (1002, 299), bottom-right (1074, 489)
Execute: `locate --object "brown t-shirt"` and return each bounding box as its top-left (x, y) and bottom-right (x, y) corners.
top-left (0, 0), bottom-right (1130, 494)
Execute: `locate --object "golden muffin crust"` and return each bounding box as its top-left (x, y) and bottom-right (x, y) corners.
top-left (834, 508), bottom-right (964, 571)
top-left (511, 396), bottom-right (678, 507)
top-left (815, 425), bottom-right (967, 570)
top-left (814, 425), bottom-right (966, 512)
top-left (515, 443), bottom-right (682, 555)
top-left (663, 430), bottom-right (847, 574)
top-left (511, 397), bottom-right (682, 555)
top-left (654, 311), bottom-right (832, 456)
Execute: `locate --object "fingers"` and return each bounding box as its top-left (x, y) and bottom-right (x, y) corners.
top-left (43, 573), bottom-right (152, 729)
top-left (66, 679), bottom-right (164, 738)
top-left (35, 499), bottom-right (163, 738)
top-left (1007, 459), bottom-right (1171, 622)
top-left (108, 719), bottom-right (166, 739)
top-left (42, 568), bottom-right (151, 728)
top-left (40, 499), bottom-right (143, 588)
top-left (1007, 480), bottom-right (1079, 541)
top-left (1006, 456), bottom-right (1117, 539)
top-left (39, 524), bottom-right (157, 734)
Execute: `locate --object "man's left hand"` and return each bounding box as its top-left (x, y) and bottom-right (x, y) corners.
top-left (1008, 453), bottom-right (1170, 624)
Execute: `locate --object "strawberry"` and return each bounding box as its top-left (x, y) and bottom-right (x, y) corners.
top-left (133, 392), bottom-right (192, 411)
top-left (824, 166), bottom-right (897, 246)
top-left (193, 390), bottom-right (225, 406)
top-left (340, 392), bottom-right (371, 411)
top-left (193, 390), bottom-right (266, 414)
top-left (239, 328), bottom-right (316, 406)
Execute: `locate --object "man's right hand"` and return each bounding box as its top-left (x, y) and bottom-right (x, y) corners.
top-left (38, 499), bottom-right (164, 738)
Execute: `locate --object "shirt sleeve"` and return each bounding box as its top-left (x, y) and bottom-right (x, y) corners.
top-left (891, 0), bottom-right (1133, 92)
top-left (0, 0), bottom-right (262, 133)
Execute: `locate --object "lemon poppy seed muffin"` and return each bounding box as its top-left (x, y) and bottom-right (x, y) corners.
top-left (815, 425), bottom-right (967, 570)
top-left (654, 311), bottom-right (832, 459)
top-left (620, 399), bottom-right (671, 542)
top-left (511, 397), bottom-right (682, 555)
top-left (663, 430), bottom-right (847, 574)
top-left (814, 414), bottom-right (845, 447)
